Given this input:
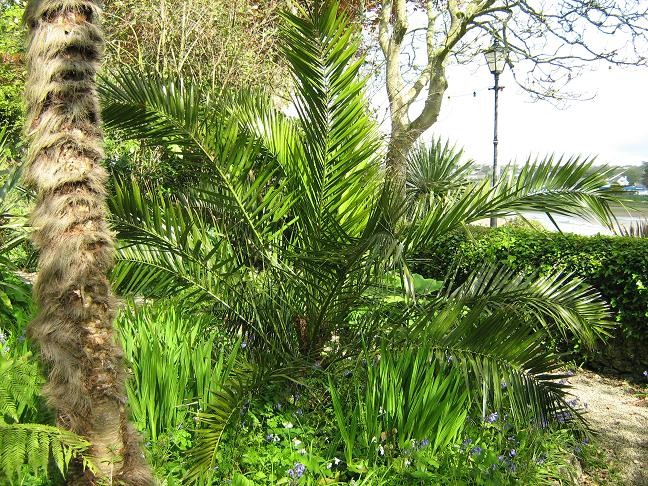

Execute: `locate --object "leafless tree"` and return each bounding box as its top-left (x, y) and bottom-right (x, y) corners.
top-left (369, 0), bottom-right (648, 192)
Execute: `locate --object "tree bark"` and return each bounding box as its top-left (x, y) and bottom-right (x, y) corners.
top-left (24, 1), bottom-right (153, 483)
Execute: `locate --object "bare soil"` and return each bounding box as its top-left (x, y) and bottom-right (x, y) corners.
top-left (568, 370), bottom-right (648, 485)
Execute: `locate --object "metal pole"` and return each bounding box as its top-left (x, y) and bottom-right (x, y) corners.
top-left (490, 71), bottom-right (500, 228)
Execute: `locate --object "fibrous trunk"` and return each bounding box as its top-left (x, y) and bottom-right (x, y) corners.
top-left (23, 1), bottom-right (153, 483)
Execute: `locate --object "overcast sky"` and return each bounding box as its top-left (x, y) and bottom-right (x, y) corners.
top-left (370, 61), bottom-right (648, 167)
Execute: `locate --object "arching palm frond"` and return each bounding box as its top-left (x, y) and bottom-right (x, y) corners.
top-left (407, 155), bottom-right (619, 248)
top-left (383, 303), bottom-right (580, 428)
top-left (101, 74), bottom-right (295, 252)
top-left (441, 263), bottom-right (612, 349)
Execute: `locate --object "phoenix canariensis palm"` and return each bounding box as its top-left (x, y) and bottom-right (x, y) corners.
top-left (99, 1), bottom-right (619, 478)
top-left (23, 0), bottom-right (153, 483)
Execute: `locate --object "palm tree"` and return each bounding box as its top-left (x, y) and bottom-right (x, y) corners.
top-left (100, 1), bottom-right (618, 479)
top-left (23, 1), bottom-right (152, 483)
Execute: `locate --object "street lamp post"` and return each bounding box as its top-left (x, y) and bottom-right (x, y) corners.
top-left (484, 39), bottom-right (508, 228)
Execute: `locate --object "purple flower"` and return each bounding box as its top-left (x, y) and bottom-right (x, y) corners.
top-left (18, 335), bottom-right (25, 342)
top-left (643, 370), bottom-right (648, 378)
top-left (2, 346), bottom-right (9, 353)
top-left (566, 370), bottom-right (575, 377)
top-left (485, 412), bottom-right (499, 424)
top-left (420, 439), bottom-right (430, 448)
top-left (0, 332), bottom-right (6, 344)
top-left (447, 355), bottom-right (454, 363)
top-left (463, 438), bottom-right (473, 445)
top-left (470, 446), bottom-right (483, 456)
top-left (266, 433), bottom-right (274, 442)
top-left (293, 462), bottom-right (306, 478)
top-left (498, 455), bottom-right (505, 462)
top-left (508, 449), bottom-right (516, 458)
top-left (501, 381), bottom-right (507, 390)
top-left (559, 379), bottom-right (568, 385)
top-left (287, 469), bottom-right (295, 478)
top-left (567, 399), bottom-right (578, 407)
top-left (574, 446), bottom-right (582, 454)
top-left (582, 437), bottom-right (590, 445)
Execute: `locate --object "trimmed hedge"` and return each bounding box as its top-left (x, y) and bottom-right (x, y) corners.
top-left (413, 226), bottom-right (648, 375)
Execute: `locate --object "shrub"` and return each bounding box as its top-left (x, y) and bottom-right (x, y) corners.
top-left (413, 226), bottom-right (648, 375)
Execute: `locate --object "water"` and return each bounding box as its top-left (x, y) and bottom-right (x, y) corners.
top-left (509, 211), bottom-right (646, 236)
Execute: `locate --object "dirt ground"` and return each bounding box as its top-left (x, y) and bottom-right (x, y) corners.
top-left (568, 370), bottom-right (648, 486)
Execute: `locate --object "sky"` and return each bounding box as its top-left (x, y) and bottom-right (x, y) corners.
top-left (370, 60), bottom-right (648, 168)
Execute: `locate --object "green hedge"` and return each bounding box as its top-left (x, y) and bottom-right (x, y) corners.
top-left (413, 226), bottom-right (648, 375)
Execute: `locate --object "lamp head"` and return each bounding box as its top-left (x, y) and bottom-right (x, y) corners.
top-left (484, 39), bottom-right (508, 75)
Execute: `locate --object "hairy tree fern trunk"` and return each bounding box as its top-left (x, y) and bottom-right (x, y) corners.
top-left (23, 1), bottom-right (153, 483)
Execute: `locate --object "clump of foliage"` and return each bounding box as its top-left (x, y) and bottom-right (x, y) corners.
top-left (414, 226), bottom-right (648, 375)
top-left (0, 1), bottom-right (631, 484)
top-left (0, 1), bottom-right (25, 144)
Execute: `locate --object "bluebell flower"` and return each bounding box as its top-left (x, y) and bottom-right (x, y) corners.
top-left (3, 346), bottom-right (9, 353)
top-left (287, 469), bottom-right (295, 478)
top-left (498, 455), bottom-right (505, 462)
top-left (470, 446), bottom-right (482, 456)
top-left (463, 438), bottom-right (473, 445)
top-left (574, 446), bottom-right (582, 454)
top-left (566, 370), bottom-right (575, 377)
top-left (420, 439), bottom-right (430, 448)
top-left (643, 370), bottom-right (648, 378)
top-left (18, 335), bottom-right (25, 342)
top-left (447, 355), bottom-right (454, 363)
top-left (293, 462), bottom-right (306, 478)
top-left (266, 433), bottom-right (274, 442)
top-left (567, 398), bottom-right (578, 407)
top-left (485, 412), bottom-right (499, 424)
top-left (582, 437), bottom-right (590, 445)
top-left (0, 332), bottom-right (6, 344)
top-left (508, 449), bottom-right (516, 457)
top-left (559, 379), bottom-right (568, 385)
top-left (241, 341), bottom-right (247, 349)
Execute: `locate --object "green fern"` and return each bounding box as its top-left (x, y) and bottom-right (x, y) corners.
top-left (0, 353), bottom-right (95, 482)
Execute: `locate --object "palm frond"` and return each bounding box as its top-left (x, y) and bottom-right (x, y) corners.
top-left (185, 361), bottom-right (295, 484)
top-left (442, 263), bottom-right (612, 349)
top-left (408, 155), bottom-right (620, 248)
top-left (102, 74), bottom-right (296, 251)
top-left (405, 304), bottom-right (580, 427)
top-left (280, 1), bottom-right (382, 240)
